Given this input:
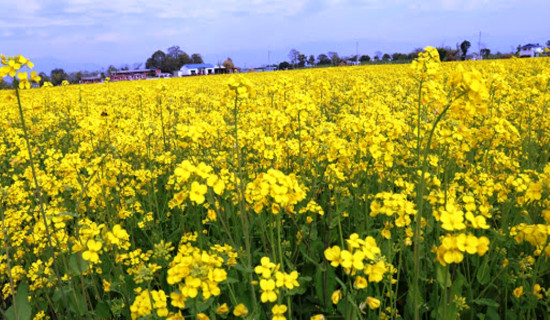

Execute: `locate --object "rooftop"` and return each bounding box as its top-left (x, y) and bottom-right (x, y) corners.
top-left (181, 63), bottom-right (215, 69)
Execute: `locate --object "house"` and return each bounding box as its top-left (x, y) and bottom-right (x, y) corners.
top-left (109, 69), bottom-right (159, 81)
top-left (519, 44), bottom-right (544, 57)
top-left (80, 76), bottom-right (102, 84)
top-left (177, 63), bottom-right (215, 76)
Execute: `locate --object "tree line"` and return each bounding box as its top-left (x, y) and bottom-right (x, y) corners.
top-left (277, 40), bottom-right (520, 70)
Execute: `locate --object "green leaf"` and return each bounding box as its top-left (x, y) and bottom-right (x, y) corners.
top-left (224, 277), bottom-right (239, 284)
top-left (476, 259), bottom-right (490, 285)
top-left (473, 298), bottom-right (499, 308)
top-left (69, 253), bottom-right (89, 275)
top-left (68, 289), bottom-right (87, 316)
top-left (5, 282), bottom-right (32, 320)
top-left (16, 282), bottom-right (32, 320)
top-left (436, 264), bottom-right (451, 289)
top-left (231, 263), bottom-right (254, 274)
top-left (486, 307), bottom-right (500, 320)
top-left (95, 301), bottom-right (111, 319)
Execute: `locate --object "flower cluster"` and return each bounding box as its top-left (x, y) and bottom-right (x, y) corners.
top-left (245, 169), bottom-right (306, 214)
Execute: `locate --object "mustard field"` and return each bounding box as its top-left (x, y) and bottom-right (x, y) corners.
top-left (1, 50), bottom-right (550, 319)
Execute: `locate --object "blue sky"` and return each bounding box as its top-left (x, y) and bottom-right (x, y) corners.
top-left (1, 0), bottom-right (548, 73)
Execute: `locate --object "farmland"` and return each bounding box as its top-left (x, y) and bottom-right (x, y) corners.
top-left (1, 50), bottom-right (550, 319)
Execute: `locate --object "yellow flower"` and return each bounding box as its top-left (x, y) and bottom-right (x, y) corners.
top-left (275, 271), bottom-right (300, 289)
top-left (365, 296), bottom-right (381, 309)
top-left (331, 290), bottom-right (342, 304)
top-left (102, 279), bottom-right (111, 292)
top-left (272, 304), bottom-right (287, 320)
top-left (82, 239), bottom-right (103, 264)
top-left (260, 278), bottom-right (278, 303)
top-left (255, 256), bottom-right (276, 278)
top-left (324, 246), bottom-right (343, 267)
top-left (513, 286), bottom-right (523, 298)
top-left (197, 313), bottom-right (209, 320)
top-left (354, 275), bottom-right (368, 289)
top-left (233, 303), bottom-right (249, 317)
top-left (189, 181), bottom-right (208, 204)
top-left (340, 250), bottom-right (365, 271)
top-left (216, 303), bottom-right (229, 314)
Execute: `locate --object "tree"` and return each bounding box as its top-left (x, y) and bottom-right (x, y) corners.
top-left (359, 55), bottom-right (371, 63)
top-left (382, 53), bottom-right (391, 61)
top-left (178, 53), bottom-right (192, 66)
top-left (328, 52), bottom-right (340, 66)
top-left (278, 61), bottom-right (290, 70)
top-left (460, 40), bottom-right (471, 60)
top-left (480, 48), bottom-right (491, 58)
top-left (407, 48), bottom-right (422, 60)
top-left (191, 53), bottom-right (203, 64)
top-left (38, 72), bottom-right (50, 86)
top-left (308, 55), bottom-right (315, 66)
top-left (133, 62), bottom-right (143, 70)
top-left (317, 54), bottom-right (331, 65)
top-left (288, 49), bottom-right (300, 68)
top-left (297, 54), bottom-right (307, 68)
top-left (391, 53), bottom-right (408, 61)
top-left (107, 65), bottom-right (118, 75)
top-left (546, 40), bottom-right (550, 47)
top-left (50, 69), bottom-right (68, 86)
top-left (222, 58), bottom-right (234, 72)
top-left (167, 46), bottom-right (184, 58)
top-left (146, 50), bottom-right (166, 70)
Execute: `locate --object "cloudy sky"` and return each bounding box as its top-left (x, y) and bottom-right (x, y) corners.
top-left (1, 0), bottom-right (548, 72)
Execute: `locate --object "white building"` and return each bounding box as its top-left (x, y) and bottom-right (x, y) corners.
top-left (519, 44), bottom-right (544, 58)
top-left (176, 63), bottom-right (215, 76)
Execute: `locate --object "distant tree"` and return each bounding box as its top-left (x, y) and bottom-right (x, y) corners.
top-left (297, 54), bottom-right (307, 68)
top-left (222, 58), bottom-right (234, 72)
top-left (38, 72), bottom-right (50, 86)
top-left (167, 46), bottom-right (184, 58)
top-left (73, 71), bottom-right (83, 84)
top-left (50, 69), bottom-right (68, 86)
top-left (407, 49), bottom-right (422, 60)
top-left (328, 52), bottom-right (340, 66)
top-left (546, 40), bottom-right (550, 47)
top-left (0, 81), bottom-right (12, 90)
top-left (288, 49), bottom-right (300, 67)
top-left (191, 53), bottom-right (204, 64)
top-left (308, 55), bottom-right (315, 66)
top-left (178, 53), bottom-right (192, 66)
top-left (391, 53), bottom-right (408, 61)
top-left (480, 48), bottom-right (491, 58)
top-left (373, 56), bottom-right (380, 62)
top-left (460, 40), bottom-right (471, 60)
top-left (133, 62), bottom-right (143, 70)
top-left (359, 55), bottom-right (371, 63)
top-left (162, 46), bottom-right (189, 72)
top-left (348, 55), bottom-right (358, 63)
top-left (375, 51), bottom-right (383, 60)
top-left (278, 61), bottom-right (290, 70)
top-left (382, 53), bottom-right (391, 61)
top-left (317, 54), bottom-right (331, 65)
top-left (107, 65), bottom-right (118, 75)
top-left (120, 65), bottom-right (130, 71)
top-left (146, 50), bottom-right (166, 70)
